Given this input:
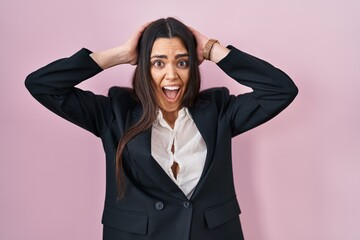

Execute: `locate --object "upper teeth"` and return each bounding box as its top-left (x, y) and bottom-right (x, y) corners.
top-left (163, 86), bottom-right (180, 90)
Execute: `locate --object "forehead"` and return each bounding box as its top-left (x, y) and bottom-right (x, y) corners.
top-left (151, 37), bottom-right (187, 55)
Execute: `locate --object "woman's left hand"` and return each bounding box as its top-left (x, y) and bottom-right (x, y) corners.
top-left (188, 26), bottom-right (230, 64)
top-left (188, 26), bottom-right (209, 64)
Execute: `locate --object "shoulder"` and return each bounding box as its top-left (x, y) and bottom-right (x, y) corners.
top-left (108, 86), bottom-right (138, 103)
top-left (108, 86), bottom-right (138, 112)
top-left (199, 87), bottom-right (231, 103)
top-left (195, 87), bottom-right (233, 112)
top-left (108, 86), bottom-right (134, 98)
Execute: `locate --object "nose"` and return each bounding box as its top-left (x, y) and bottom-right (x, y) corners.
top-left (165, 64), bottom-right (178, 80)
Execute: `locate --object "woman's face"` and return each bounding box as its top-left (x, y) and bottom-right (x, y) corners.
top-left (150, 37), bottom-right (190, 115)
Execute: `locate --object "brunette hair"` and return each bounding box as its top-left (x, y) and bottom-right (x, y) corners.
top-left (115, 17), bottom-right (201, 199)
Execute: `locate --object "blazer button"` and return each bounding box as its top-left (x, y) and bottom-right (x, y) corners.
top-left (155, 201), bottom-right (164, 211)
top-left (183, 201), bottom-right (191, 208)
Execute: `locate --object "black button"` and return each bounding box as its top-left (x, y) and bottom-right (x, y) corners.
top-left (155, 201), bottom-right (164, 211)
top-left (183, 201), bottom-right (191, 208)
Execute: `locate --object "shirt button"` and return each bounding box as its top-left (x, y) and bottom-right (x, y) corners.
top-left (155, 201), bottom-right (164, 211)
top-left (183, 201), bottom-right (191, 208)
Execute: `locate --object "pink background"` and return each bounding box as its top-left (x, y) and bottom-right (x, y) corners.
top-left (1, 0), bottom-right (359, 239)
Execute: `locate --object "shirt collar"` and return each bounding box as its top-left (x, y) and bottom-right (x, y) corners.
top-left (153, 107), bottom-right (192, 127)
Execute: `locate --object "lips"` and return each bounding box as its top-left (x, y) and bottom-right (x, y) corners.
top-left (162, 86), bottom-right (180, 101)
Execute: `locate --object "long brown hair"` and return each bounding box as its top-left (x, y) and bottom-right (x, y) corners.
top-left (115, 18), bottom-right (201, 199)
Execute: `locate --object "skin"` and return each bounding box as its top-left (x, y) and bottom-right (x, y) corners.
top-left (150, 37), bottom-right (190, 127)
top-left (90, 21), bottom-right (231, 126)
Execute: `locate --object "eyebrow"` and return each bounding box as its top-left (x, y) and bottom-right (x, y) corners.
top-left (150, 53), bottom-right (189, 59)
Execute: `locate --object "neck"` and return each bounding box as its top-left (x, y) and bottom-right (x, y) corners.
top-left (161, 110), bottom-right (178, 129)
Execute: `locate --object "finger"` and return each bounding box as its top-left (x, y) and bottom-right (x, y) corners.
top-left (127, 21), bottom-right (152, 44)
top-left (138, 21), bottom-right (153, 34)
top-left (187, 25), bottom-right (199, 35)
top-left (187, 25), bottom-right (195, 32)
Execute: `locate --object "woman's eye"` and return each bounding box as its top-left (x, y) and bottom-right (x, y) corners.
top-left (153, 60), bottom-right (164, 68)
top-left (178, 60), bottom-right (189, 68)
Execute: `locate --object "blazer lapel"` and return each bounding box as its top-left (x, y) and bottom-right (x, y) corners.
top-left (189, 99), bottom-right (218, 199)
top-left (127, 106), bottom-right (187, 200)
top-left (126, 99), bottom-right (218, 201)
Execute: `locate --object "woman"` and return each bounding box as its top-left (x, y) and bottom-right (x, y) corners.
top-left (25, 18), bottom-right (298, 240)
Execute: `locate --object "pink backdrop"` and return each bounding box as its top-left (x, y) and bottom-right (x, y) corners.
top-left (1, 0), bottom-right (359, 239)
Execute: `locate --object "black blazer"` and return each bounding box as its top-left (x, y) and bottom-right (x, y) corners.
top-left (25, 46), bottom-right (298, 240)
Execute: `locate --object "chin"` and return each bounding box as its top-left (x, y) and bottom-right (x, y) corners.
top-left (160, 104), bottom-right (181, 113)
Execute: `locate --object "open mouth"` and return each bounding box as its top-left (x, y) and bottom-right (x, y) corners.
top-left (162, 86), bottom-right (181, 102)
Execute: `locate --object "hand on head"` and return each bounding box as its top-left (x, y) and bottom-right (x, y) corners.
top-left (91, 19), bottom-right (222, 69)
top-left (123, 21), bottom-right (153, 65)
top-left (126, 20), bottom-right (209, 65)
top-left (187, 26), bottom-right (210, 65)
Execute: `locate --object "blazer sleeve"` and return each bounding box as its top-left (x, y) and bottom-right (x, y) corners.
top-left (25, 48), bottom-right (114, 137)
top-left (216, 46), bottom-right (298, 137)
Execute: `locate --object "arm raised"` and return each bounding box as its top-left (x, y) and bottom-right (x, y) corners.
top-left (90, 22), bottom-right (151, 69)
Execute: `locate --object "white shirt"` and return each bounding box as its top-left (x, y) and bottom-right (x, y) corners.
top-left (151, 108), bottom-right (207, 199)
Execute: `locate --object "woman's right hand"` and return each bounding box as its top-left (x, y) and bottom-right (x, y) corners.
top-left (122, 21), bottom-right (152, 65)
top-left (90, 22), bottom-right (152, 69)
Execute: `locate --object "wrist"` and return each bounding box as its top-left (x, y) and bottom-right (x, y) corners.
top-left (209, 43), bottom-right (230, 63)
top-left (90, 46), bottom-right (130, 69)
top-left (203, 39), bottom-right (219, 61)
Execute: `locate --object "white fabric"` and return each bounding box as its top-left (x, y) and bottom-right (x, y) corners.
top-left (151, 108), bottom-right (207, 199)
